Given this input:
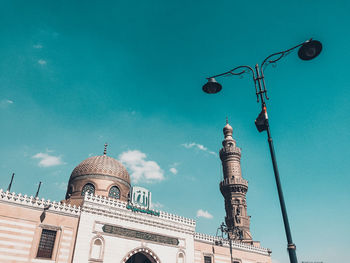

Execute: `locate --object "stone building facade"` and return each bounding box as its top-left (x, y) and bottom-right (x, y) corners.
top-left (0, 189), bottom-right (79, 263)
top-left (73, 194), bottom-right (196, 263)
top-left (0, 123), bottom-right (272, 263)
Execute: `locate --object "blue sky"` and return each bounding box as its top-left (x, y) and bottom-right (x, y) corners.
top-left (1, 1), bottom-right (349, 262)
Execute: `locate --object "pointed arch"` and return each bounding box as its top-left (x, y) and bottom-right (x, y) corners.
top-left (121, 246), bottom-right (161, 263)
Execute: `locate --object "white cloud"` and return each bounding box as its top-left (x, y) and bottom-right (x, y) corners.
top-left (196, 209), bottom-right (213, 219)
top-left (38, 59), bottom-right (47, 65)
top-left (119, 150), bottom-right (164, 183)
top-left (150, 201), bottom-right (164, 210)
top-left (182, 142), bottom-right (217, 156)
top-left (33, 44), bottom-right (43, 49)
top-left (0, 99), bottom-right (13, 108)
top-left (169, 167), bottom-right (178, 175)
top-left (32, 152), bottom-right (64, 167)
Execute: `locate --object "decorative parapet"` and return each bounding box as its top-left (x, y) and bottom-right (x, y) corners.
top-left (195, 232), bottom-right (230, 246)
top-left (194, 233), bottom-right (271, 256)
top-left (84, 192), bottom-right (128, 209)
top-left (220, 177), bottom-right (248, 188)
top-left (0, 189), bottom-right (80, 217)
top-left (83, 193), bottom-right (196, 234)
top-left (158, 211), bottom-right (196, 226)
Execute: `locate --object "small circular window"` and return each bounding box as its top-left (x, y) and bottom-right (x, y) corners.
top-left (108, 186), bottom-right (120, 199)
top-left (81, 183), bottom-right (95, 196)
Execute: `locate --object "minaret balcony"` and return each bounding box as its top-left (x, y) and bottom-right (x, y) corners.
top-left (220, 147), bottom-right (241, 156)
top-left (220, 177), bottom-right (248, 188)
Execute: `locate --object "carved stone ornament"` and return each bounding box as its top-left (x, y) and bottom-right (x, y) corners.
top-left (102, 224), bottom-right (179, 246)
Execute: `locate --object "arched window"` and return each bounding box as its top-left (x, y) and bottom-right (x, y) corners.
top-left (108, 186), bottom-right (120, 199)
top-left (81, 183), bottom-right (95, 196)
top-left (178, 252), bottom-right (185, 263)
top-left (90, 238), bottom-right (103, 259)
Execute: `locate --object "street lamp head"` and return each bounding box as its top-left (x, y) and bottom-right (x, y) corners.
top-left (298, 40), bottom-right (322, 60)
top-left (202, 78), bottom-right (222, 94)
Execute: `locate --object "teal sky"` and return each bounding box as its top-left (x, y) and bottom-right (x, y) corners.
top-left (1, 1), bottom-right (349, 262)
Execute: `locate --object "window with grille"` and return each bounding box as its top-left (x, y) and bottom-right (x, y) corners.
top-left (108, 186), bottom-right (120, 199)
top-left (81, 183), bottom-right (95, 196)
top-left (204, 256), bottom-right (212, 263)
top-left (36, 229), bottom-right (57, 258)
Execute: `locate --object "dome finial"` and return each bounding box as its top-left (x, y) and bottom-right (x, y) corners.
top-left (103, 143), bottom-right (108, 155)
top-left (223, 119), bottom-right (233, 139)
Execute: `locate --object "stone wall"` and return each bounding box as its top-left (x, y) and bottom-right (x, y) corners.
top-left (0, 189), bottom-right (79, 263)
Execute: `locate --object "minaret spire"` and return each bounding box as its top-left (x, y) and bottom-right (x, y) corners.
top-left (219, 120), bottom-right (252, 243)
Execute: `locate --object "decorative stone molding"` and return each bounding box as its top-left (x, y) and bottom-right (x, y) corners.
top-left (39, 224), bottom-right (62, 231)
top-left (83, 194), bottom-right (196, 234)
top-left (194, 233), bottom-right (270, 256)
top-left (121, 246), bottom-right (161, 263)
top-left (0, 189), bottom-right (80, 217)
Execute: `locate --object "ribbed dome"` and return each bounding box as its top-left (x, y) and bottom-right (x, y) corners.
top-left (71, 155), bottom-right (130, 182)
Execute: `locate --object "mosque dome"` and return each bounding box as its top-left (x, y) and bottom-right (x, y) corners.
top-left (64, 145), bottom-right (131, 206)
top-left (71, 155), bottom-right (130, 182)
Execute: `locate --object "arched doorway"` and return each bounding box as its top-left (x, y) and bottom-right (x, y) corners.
top-left (122, 247), bottom-right (160, 263)
top-left (126, 252), bottom-right (154, 263)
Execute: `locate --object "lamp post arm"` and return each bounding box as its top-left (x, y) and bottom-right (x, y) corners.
top-left (259, 39), bottom-right (312, 100)
top-left (209, 65), bottom-right (255, 78)
top-left (261, 39), bottom-right (311, 70)
top-left (209, 65), bottom-right (260, 102)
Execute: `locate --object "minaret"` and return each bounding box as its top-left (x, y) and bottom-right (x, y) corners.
top-left (219, 120), bottom-right (252, 242)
